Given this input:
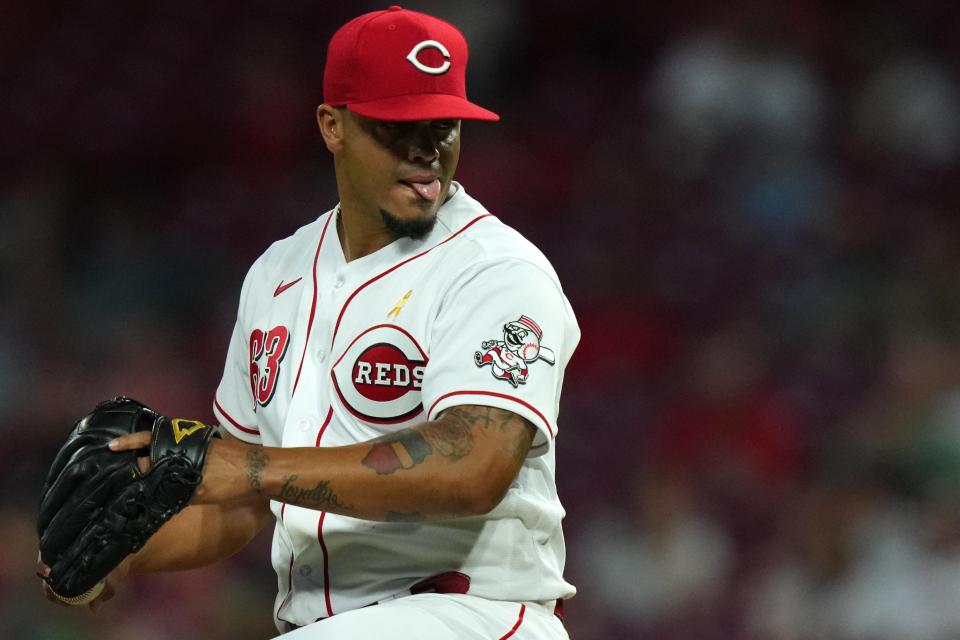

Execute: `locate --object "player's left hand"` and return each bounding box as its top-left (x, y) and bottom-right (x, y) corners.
top-left (38, 397), bottom-right (220, 604)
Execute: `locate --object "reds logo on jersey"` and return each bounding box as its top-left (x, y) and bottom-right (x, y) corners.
top-left (332, 324), bottom-right (428, 424)
top-left (475, 315), bottom-right (555, 388)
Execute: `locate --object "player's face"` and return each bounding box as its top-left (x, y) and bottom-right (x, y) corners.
top-left (339, 110), bottom-right (461, 238)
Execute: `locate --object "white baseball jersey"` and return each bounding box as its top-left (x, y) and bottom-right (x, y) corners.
top-left (213, 183), bottom-right (580, 629)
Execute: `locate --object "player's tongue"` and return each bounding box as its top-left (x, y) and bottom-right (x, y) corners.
top-left (405, 179), bottom-right (441, 201)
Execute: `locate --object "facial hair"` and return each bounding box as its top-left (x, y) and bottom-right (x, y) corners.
top-left (379, 208), bottom-right (437, 241)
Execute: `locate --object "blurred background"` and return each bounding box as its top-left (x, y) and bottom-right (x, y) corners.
top-left (3, 0), bottom-right (960, 638)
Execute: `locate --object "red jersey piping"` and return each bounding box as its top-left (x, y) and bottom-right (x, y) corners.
top-left (498, 603), bottom-right (526, 639)
top-left (214, 398), bottom-right (260, 435)
top-left (330, 214), bottom-right (493, 345)
top-left (427, 390), bottom-right (554, 438)
top-left (315, 406), bottom-right (334, 447)
top-left (292, 212), bottom-right (335, 397)
top-left (317, 512), bottom-right (334, 617)
top-left (315, 405), bottom-right (335, 617)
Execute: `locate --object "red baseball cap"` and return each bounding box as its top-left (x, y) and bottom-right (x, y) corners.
top-left (323, 6), bottom-right (500, 122)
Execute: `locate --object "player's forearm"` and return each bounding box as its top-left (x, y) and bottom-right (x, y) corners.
top-left (196, 406), bottom-right (534, 521)
top-left (253, 439), bottom-right (475, 522)
top-left (128, 498), bottom-right (271, 574)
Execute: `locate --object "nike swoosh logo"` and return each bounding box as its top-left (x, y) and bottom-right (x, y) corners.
top-left (274, 277), bottom-right (303, 297)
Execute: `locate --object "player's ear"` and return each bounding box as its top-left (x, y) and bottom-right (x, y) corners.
top-left (317, 104), bottom-right (345, 152)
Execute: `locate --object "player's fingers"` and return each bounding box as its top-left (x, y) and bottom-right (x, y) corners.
top-left (36, 557), bottom-right (58, 601)
top-left (108, 431), bottom-right (151, 452)
top-left (107, 432), bottom-right (152, 473)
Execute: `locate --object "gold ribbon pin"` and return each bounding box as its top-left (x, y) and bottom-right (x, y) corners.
top-left (387, 290), bottom-right (413, 320)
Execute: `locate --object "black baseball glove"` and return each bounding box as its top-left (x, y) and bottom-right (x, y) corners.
top-left (37, 396), bottom-right (220, 602)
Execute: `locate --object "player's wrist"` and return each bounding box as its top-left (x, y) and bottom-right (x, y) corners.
top-left (191, 437), bottom-right (255, 504)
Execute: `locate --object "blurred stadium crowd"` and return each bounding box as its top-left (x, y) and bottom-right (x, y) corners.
top-left (2, 1), bottom-right (960, 638)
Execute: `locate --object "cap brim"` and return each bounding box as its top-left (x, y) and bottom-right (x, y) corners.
top-left (346, 93), bottom-right (499, 122)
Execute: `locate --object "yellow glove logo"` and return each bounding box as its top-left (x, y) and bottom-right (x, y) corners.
top-left (171, 418), bottom-right (207, 444)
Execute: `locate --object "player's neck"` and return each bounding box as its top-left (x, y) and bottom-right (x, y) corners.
top-left (335, 204), bottom-right (398, 262)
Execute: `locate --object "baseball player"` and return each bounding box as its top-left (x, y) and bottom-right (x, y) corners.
top-left (46, 7), bottom-right (579, 638)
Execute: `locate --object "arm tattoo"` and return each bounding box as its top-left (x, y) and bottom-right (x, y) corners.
top-left (420, 413), bottom-right (474, 461)
top-left (360, 405), bottom-right (535, 476)
top-left (277, 474), bottom-right (352, 511)
top-left (362, 429), bottom-right (432, 475)
top-left (439, 405), bottom-right (535, 466)
top-left (247, 448), bottom-right (269, 495)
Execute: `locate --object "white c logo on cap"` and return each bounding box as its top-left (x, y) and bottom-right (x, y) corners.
top-left (405, 40), bottom-right (451, 75)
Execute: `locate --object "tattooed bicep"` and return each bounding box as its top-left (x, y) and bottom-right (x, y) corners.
top-left (436, 405), bottom-right (536, 465)
top-left (438, 405), bottom-right (536, 438)
top-left (360, 406), bottom-right (537, 476)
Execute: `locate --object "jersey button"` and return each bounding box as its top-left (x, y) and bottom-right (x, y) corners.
top-left (298, 419), bottom-right (310, 432)
top-left (316, 349), bottom-right (326, 362)
top-left (334, 277), bottom-right (344, 289)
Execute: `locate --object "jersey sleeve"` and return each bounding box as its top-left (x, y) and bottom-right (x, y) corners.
top-left (421, 258), bottom-right (579, 456)
top-left (213, 267), bottom-right (263, 444)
